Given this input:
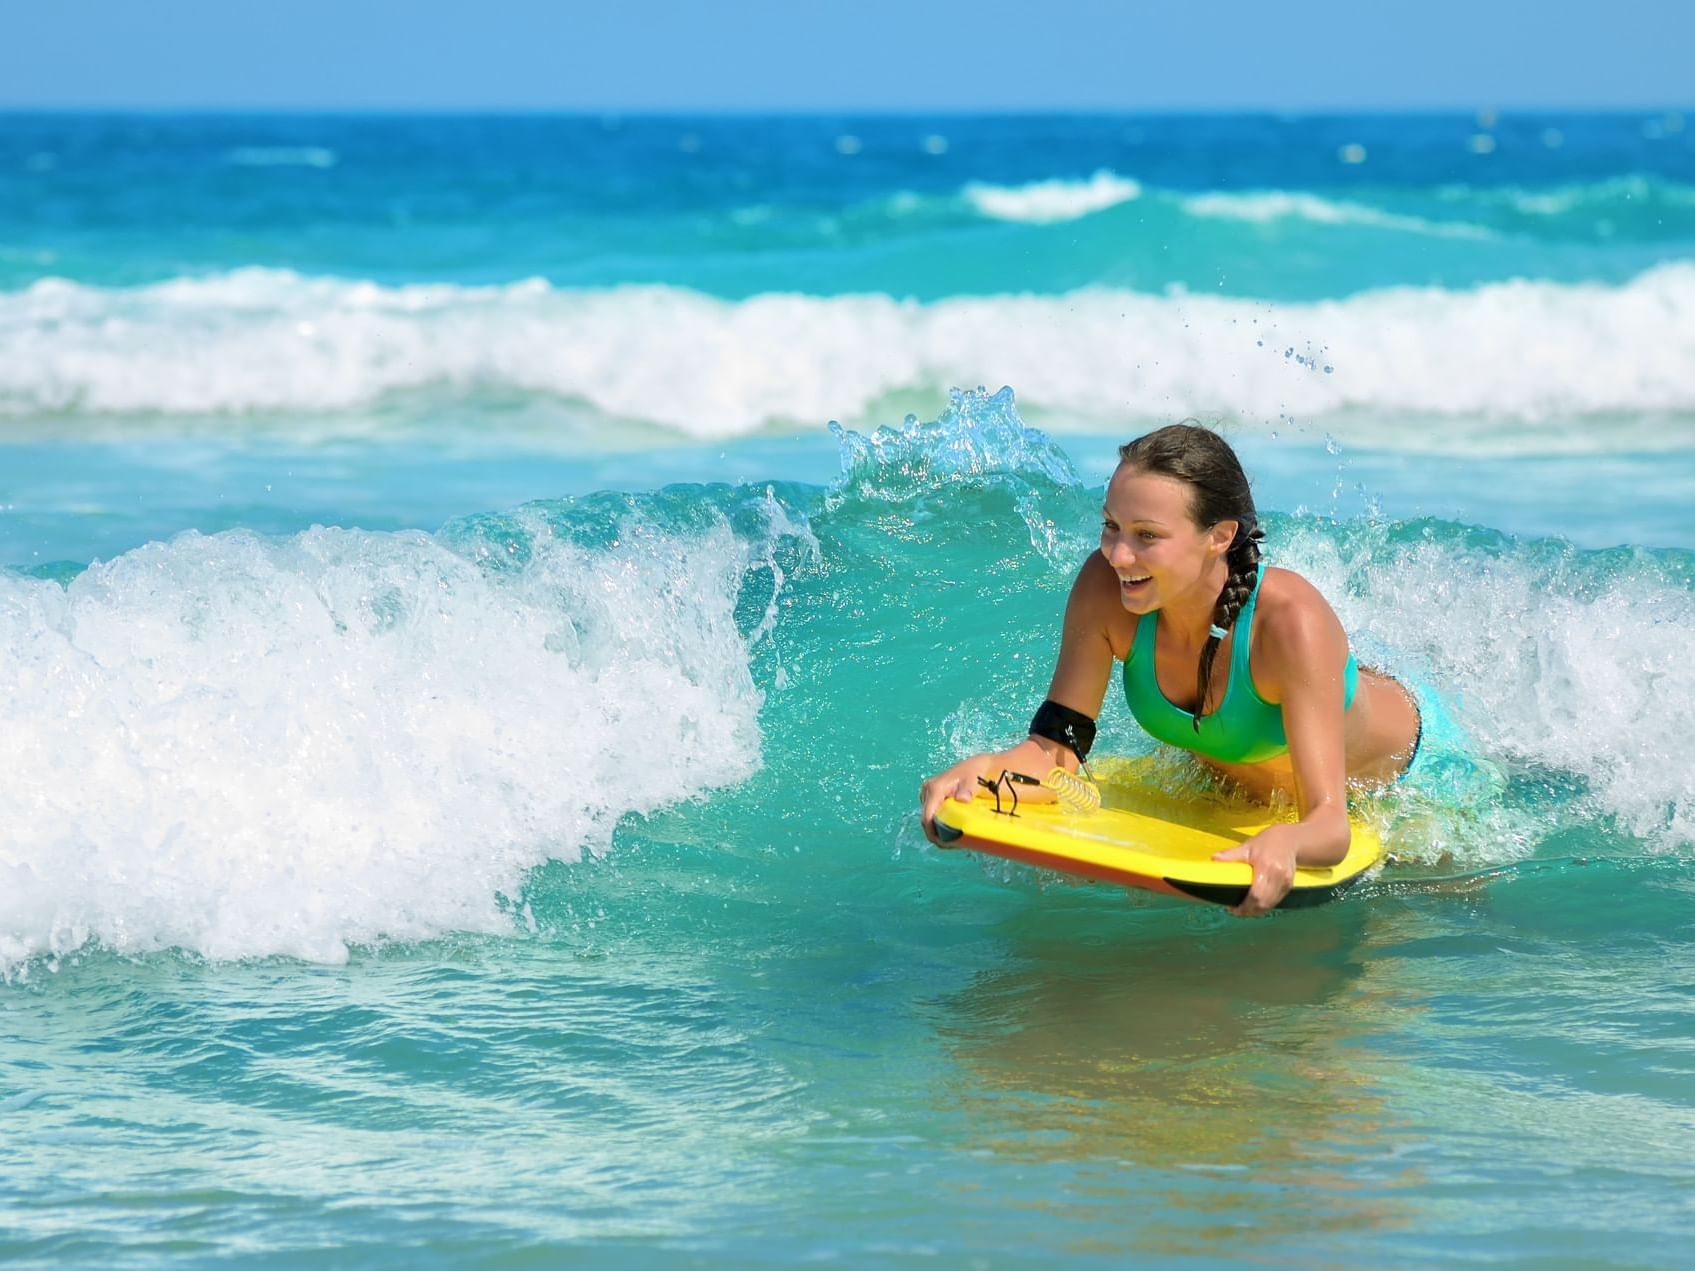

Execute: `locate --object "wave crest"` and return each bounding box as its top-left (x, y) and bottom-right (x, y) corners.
top-left (5, 266), bottom-right (1695, 446)
top-left (962, 170), bottom-right (1143, 223)
top-left (830, 386), bottom-right (1080, 499)
top-left (0, 496), bottom-right (810, 974)
top-left (1282, 520), bottom-right (1695, 855)
top-left (1180, 190), bottom-right (1493, 239)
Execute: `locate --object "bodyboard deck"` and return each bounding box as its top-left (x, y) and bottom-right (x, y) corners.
top-left (931, 757), bottom-right (1385, 908)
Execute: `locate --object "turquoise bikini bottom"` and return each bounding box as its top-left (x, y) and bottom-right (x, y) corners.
top-left (1396, 679), bottom-right (1506, 806)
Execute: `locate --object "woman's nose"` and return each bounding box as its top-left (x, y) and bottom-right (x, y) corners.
top-left (1105, 538), bottom-right (1135, 568)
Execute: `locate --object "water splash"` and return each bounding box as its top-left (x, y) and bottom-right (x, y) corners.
top-left (0, 490), bottom-right (816, 976)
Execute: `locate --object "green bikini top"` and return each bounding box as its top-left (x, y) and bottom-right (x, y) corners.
top-left (1122, 562), bottom-right (1358, 765)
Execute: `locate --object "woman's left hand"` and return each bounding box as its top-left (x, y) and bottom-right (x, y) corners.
top-left (1212, 826), bottom-right (1300, 917)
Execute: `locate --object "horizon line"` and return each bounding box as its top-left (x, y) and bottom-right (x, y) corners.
top-left (2, 103), bottom-right (1691, 118)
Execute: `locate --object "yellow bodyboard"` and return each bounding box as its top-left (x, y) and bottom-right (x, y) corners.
top-left (931, 756), bottom-right (1385, 908)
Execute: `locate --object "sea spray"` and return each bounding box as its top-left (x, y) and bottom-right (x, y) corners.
top-left (0, 492), bottom-right (814, 974)
top-left (817, 398), bottom-right (1695, 871)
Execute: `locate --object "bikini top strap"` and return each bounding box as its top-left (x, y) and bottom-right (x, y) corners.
top-left (1128, 600), bottom-right (1156, 665)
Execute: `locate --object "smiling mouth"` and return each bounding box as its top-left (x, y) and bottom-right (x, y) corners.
top-left (1121, 574), bottom-right (1151, 586)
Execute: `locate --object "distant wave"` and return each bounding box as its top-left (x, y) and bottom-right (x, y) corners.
top-left (962, 170), bottom-right (1143, 223)
top-left (4, 266), bottom-right (1695, 444)
top-left (943, 170), bottom-right (1695, 241)
top-left (1440, 173), bottom-right (1695, 218)
top-left (954, 170), bottom-right (1490, 239)
top-left (1179, 190), bottom-right (1495, 240)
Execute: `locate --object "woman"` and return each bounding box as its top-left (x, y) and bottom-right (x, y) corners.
top-left (918, 424), bottom-right (1422, 916)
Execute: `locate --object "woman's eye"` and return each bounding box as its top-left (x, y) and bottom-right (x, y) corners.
top-left (1139, 531), bottom-right (1158, 542)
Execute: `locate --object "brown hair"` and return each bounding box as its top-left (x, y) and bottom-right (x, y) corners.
top-left (1118, 424), bottom-right (1263, 729)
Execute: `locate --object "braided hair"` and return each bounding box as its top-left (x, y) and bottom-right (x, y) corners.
top-left (1117, 424), bottom-right (1263, 731)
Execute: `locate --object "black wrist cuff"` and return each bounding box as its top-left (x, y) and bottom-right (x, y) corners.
top-left (1029, 699), bottom-right (1097, 761)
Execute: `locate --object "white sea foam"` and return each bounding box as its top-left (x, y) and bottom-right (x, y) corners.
top-left (1437, 174), bottom-right (1695, 217)
top-left (4, 265), bottom-right (1695, 446)
top-left (1286, 527), bottom-right (1695, 856)
top-left (0, 508), bottom-right (786, 974)
top-left (963, 170), bottom-right (1142, 223)
top-left (1180, 190), bottom-right (1494, 240)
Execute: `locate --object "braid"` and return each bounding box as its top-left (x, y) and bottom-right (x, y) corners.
top-left (1192, 525), bottom-right (1264, 730)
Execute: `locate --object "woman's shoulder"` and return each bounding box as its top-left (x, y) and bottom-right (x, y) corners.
top-left (1075, 549), bottom-right (1117, 590)
top-left (1252, 566), bottom-right (1347, 663)
top-left (1070, 552), bottom-right (1139, 649)
top-left (1257, 564), bottom-right (1330, 614)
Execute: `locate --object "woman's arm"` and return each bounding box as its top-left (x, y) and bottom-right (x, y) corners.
top-left (1212, 578), bottom-right (1352, 915)
top-left (1040, 551), bottom-right (1124, 766)
top-left (918, 553), bottom-right (1120, 843)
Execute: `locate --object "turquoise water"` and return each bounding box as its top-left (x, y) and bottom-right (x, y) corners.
top-left (4, 113), bottom-right (1695, 1265)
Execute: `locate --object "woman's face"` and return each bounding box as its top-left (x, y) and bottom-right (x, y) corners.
top-left (1100, 466), bottom-right (1234, 614)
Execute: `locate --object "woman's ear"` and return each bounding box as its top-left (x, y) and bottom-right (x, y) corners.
top-left (1209, 519), bottom-right (1240, 556)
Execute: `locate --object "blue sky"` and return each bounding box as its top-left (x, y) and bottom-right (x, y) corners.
top-left (8, 0), bottom-right (1693, 111)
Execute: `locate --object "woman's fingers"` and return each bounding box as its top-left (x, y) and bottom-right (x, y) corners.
top-left (1217, 833), bottom-right (1299, 916)
top-left (918, 773), bottom-right (980, 845)
top-left (1217, 842), bottom-right (1265, 914)
top-left (1231, 888), bottom-right (1271, 918)
top-left (918, 779), bottom-right (949, 843)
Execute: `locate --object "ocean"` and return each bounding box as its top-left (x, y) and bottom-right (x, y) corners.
top-left (3, 111), bottom-right (1694, 1265)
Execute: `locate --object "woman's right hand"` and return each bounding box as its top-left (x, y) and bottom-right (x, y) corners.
top-left (918, 753), bottom-right (997, 846)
